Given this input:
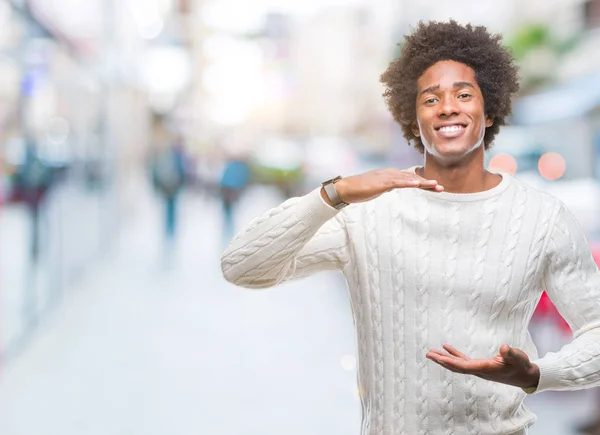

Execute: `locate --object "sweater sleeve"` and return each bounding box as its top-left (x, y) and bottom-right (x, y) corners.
top-left (530, 204), bottom-right (600, 393)
top-left (220, 187), bottom-right (351, 289)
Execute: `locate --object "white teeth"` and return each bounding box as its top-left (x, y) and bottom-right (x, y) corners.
top-left (439, 125), bottom-right (463, 132)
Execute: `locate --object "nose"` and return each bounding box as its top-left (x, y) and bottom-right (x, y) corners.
top-left (438, 95), bottom-right (460, 117)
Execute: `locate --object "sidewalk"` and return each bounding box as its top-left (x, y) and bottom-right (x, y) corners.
top-left (0, 183), bottom-right (595, 435)
top-left (0, 185), bottom-right (361, 435)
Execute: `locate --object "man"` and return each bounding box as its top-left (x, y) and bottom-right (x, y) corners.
top-left (221, 20), bottom-right (600, 435)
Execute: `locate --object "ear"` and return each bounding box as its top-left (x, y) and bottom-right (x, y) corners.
top-left (485, 115), bottom-right (494, 128)
top-left (411, 121), bottom-right (420, 137)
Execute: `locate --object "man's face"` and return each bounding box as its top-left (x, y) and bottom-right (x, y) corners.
top-left (412, 60), bottom-right (493, 161)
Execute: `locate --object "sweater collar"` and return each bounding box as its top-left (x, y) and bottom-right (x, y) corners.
top-left (407, 166), bottom-right (511, 202)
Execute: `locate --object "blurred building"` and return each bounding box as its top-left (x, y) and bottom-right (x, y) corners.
top-left (507, 0), bottom-right (600, 189)
top-left (0, 0), bottom-right (187, 361)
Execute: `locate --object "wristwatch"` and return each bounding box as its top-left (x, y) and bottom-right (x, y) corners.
top-left (321, 175), bottom-right (349, 210)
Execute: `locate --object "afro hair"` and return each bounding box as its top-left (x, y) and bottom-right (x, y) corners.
top-left (380, 20), bottom-right (520, 154)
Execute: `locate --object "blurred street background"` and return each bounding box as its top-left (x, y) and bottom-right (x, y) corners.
top-left (0, 0), bottom-right (599, 434)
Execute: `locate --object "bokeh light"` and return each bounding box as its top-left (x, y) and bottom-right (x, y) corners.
top-left (137, 19), bottom-right (164, 40)
top-left (46, 116), bottom-right (70, 144)
top-left (489, 153), bottom-right (518, 175)
top-left (538, 152), bottom-right (566, 181)
top-left (355, 387), bottom-right (361, 400)
top-left (340, 355), bottom-right (356, 371)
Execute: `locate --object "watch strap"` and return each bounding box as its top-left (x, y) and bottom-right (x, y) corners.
top-left (322, 176), bottom-right (348, 209)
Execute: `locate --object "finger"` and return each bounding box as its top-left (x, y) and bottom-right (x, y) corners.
top-left (427, 349), bottom-right (456, 359)
top-left (429, 356), bottom-right (469, 374)
top-left (413, 176), bottom-right (444, 190)
top-left (393, 178), bottom-right (439, 190)
top-left (387, 176), bottom-right (419, 188)
top-left (441, 363), bottom-right (467, 374)
top-left (443, 344), bottom-right (469, 360)
top-left (426, 352), bottom-right (465, 367)
top-left (414, 176), bottom-right (439, 186)
top-left (436, 360), bottom-right (458, 372)
top-left (419, 185), bottom-right (445, 192)
top-left (499, 344), bottom-right (520, 363)
top-left (391, 175), bottom-right (443, 191)
top-left (427, 349), bottom-right (448, 356)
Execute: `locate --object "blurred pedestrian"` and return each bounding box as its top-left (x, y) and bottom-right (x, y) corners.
top-left (12, 139), bottom-right (54, 262)
top-left (219, 156), bottom-right (251, 240)
top-left (221, 21), bottom-right (600, 435)
top-left (150, 136), bottom-right (187, 247)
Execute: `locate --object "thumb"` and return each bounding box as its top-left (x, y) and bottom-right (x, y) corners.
top-left (499, 344), bottom-right (516, 362)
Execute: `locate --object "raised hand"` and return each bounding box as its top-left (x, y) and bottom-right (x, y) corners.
top-left (426, 344), bottom-right (540, 390)
top-left (328, 168), bottom-right (444, 205)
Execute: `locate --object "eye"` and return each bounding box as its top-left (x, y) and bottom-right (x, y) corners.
top-left (424, 97), bottom-right (438, 104)
top-left (458, 93), bottom-right (472, 99)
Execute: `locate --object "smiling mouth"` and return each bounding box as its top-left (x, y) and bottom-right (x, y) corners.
top-left (435, 124), bottom-right (467, 132)
top-left (434, 123), bottom-right (467, 139)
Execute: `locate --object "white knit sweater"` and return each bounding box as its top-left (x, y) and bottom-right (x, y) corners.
top-left (221, 170), bottom-right (600, 435)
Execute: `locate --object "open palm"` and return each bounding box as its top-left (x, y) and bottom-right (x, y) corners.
top-left (426, 344), bottom-right (540, 390)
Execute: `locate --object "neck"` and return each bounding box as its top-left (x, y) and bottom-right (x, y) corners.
top-left (418, 149), bottom-right (499, 194)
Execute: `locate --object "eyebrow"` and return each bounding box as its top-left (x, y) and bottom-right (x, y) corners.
top-left (419, 81), bottom-right (475, 96)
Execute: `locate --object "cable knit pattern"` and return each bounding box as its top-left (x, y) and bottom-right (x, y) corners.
top-left (416, 193), bottom-right (431, 433)
top-left (235, 196), bottom-right (304, 239)
top-left (522, 200), bottom-right (554, 291)
top-left (390, 194), bottom-right (405, 435)
top-left (365, 201), bottom-right (384, 434)
top-left (223, 223), bottom-right (306, 271)
top-left (507, 198), bottom-right (555, 343)
top-left (244, 234), bottom-right (313, 285)
top-left (441, 201), bottom-right (461, 435)
top-left (465, 196), bottom-right (498, 433)
top-left (221, 173), bottom-right (600, 435)
top-left (489, 186), bottom-right (527, 328)
top-left (345, 239), bottom-right (369, 433)
top-left (487, 184), bottom-right (527, 429)
top-left (350, 240), bottom-right (369, 433)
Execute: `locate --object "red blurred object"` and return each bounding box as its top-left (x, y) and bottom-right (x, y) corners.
top-left (532, 242), bottom-right (600, 335)
top-left (534, 292), bottom-right (571, 334)
top-left (592, 241), bottom-right (600, 268)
